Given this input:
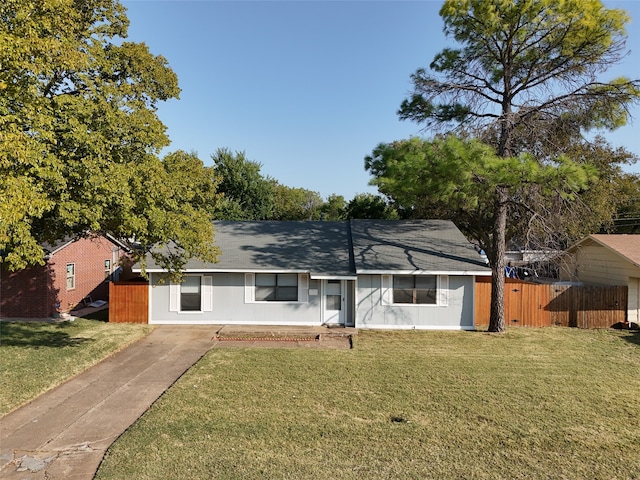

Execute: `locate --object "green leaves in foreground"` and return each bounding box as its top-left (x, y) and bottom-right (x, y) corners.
top-left (0, 0), bottom-right (220, 273)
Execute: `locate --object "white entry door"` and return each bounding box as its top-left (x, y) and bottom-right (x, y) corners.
top-left (323, 280), bottom-right (345, 325)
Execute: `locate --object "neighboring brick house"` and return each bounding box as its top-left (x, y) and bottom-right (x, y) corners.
top-left (0, 235), bottom-right (129, 319)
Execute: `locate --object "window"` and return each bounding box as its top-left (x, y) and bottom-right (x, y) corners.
top-left (180, 276), bottom-right (202, 311)
top-left (169, 276), bottom-right (212, 313)
top-left (326, 279), bottom-right (342, 310)
top-left (66, 264), bottom-right (75, 290)
top-left (255, 273), bottom-right (298, 301)
top-left (104, 260), bottom-right (111, 280)
top-left (393, 275), bottom-right (437, 304)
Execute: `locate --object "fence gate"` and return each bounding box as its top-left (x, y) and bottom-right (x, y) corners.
top-left (109, 280), bottom-right (149, 323)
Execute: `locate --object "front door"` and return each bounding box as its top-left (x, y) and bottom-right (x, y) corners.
top-left (323, 279), bottom-right (344, 325)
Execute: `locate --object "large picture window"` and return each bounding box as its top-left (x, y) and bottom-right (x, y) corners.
top-left (393, 275), bottom-right (437, 304)
top-left (255, 273), bottom-right (298, 301)
top-left (180, 276), bottom-right (202, 311)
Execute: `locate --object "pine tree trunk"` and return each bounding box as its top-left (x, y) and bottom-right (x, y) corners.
top-left (489, 185), bottom-right (508, 332)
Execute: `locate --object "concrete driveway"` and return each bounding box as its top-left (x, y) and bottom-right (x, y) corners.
top-left (0, 324), bottom-right (353, 479)
top-left (0, 326), bottom-right (217, 479)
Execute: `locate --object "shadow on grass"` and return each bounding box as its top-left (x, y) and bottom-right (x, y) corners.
top-left (80, 308), bottom-right (109, 322)
top-left (0, 322), bottom-right (92, 348)
top-left (621, 329), bottom-right (640, 347)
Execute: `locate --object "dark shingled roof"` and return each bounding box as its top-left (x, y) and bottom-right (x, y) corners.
top-left (350, 219), bottom-right (488, 273)
top-left (142, 220), bottom-right (489, 275)
top-left (145, 221), bottom-right (355, 277)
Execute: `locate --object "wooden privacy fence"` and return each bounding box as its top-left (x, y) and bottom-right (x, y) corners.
top-left (476, 277), bottom-right (627, 328)
top-left (109, 280), bottom-right (149, 323)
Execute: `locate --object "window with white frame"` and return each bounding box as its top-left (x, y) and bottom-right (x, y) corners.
top-left (245, 273), bottom-right (309, 303)
top-left (382, 274), bottom-right (448, 306)
top-left (104, 259), bottom-right (111, 280)
top-left (255, 273), bottom-right (298, 301)
top-left (393, 275), bottom-right (437, 304)
top-left (169, 275), bottom-right (213, 313)
top-left (66, 263), bottom-right (75, 290)
top-left (180, 276), bottom-right (202, 311)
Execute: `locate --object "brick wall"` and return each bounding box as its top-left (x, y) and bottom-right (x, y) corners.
top-left (0, 236), bottom-right (126, 318)
top-left (0, 264), bottom-right (53, 318)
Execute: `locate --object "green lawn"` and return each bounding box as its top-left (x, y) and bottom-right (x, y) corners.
top-left (0, 317), bottom-right (153, 416)
top-left (96, 327), bottom-right (640, 480)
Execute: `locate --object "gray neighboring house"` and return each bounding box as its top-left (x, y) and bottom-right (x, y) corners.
top-left (137, 219), bottom-right (490, 329)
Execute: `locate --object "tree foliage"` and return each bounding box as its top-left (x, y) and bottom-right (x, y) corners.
top-left (1, 0), bottom-right (220, 273)
top-left (610, 174), bottom-right (640, 234)
top-left (319, 194), bottom-right (347, 221)
top-left (345, 193), bottom-right (398, 220)
top-left (523, 136), bottom-right (640, 246)
top-left (271, 183), bottom-right (323, 221)
top-left (211, 148), bottom-right (274, 220)
top-left (399, 0), bottom-right (640, 157)
top-left (385, 0), bottom-right (640, 332)
top-left (366, 136), bottom-right (595, 254)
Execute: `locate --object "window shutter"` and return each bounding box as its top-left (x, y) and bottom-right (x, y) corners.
top-left (244, 273), bottom-right (255, 303)
top-left (202, 276), bottom-right (213, 312)
top-left (381, 275), bottom-right (392, 305)
top-left (169, 281), bottom-right (179, 312)
top-left (298, 274), bottom-right (309, 303)
top-left (438, 275), bottom-right (449, 306)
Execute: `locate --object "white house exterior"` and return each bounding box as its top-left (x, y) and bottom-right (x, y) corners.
top-left (561, 234), bottom-right (640, 325)
top-left (137, 220), bottom-right (491, 330)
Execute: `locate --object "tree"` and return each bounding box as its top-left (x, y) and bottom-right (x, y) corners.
top-left (523, 136), bottom-right (639, 247)
top-left (133, 151), bottom-right (222, 275)
top-left (366, 135), bottom-right (594, 256)
top-left (271, 183), bottom-right (323, 220)
top-left (345, 193), bottom-right (398, 220)
top-left (607, 173), bottom-right (640, 234)
top-left (393, 0), bottom-right (640, 332)
top-left (319, 194), bottom-right (347, 221)
top-left (211, 148), bottom-right (274, 220)
top-left (1, 0), bottom-right (220, 274)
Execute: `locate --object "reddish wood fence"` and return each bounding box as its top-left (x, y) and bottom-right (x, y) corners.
top-left (476, 277), bottom-right (627, 328)
top-left (109, 280), bottom-right (149, 323)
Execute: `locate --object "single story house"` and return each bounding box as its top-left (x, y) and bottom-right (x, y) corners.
top-left (560, 234), bottom-right (640, 325)
top-left (1, 235), bottom-right (128, 319)
top-left (137, 220), bottom-right (491, 329)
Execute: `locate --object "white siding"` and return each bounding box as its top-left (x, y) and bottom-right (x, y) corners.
top-left (150, 272), bottom-right (323, 325)
top-left (355, 274), bottom-right (475, 330)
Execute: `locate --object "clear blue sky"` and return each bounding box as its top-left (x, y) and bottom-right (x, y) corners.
top-left (122, 0), bottom-right (640, 200)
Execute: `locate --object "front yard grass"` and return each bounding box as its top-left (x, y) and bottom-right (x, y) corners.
top-left (96, 327), bottom-right (640, 480)
top-left (0, 317), bottom-right (153, 417)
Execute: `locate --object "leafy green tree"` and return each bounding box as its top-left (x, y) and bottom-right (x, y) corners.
top-left (366, 136), bottom-right (594, 257)
top-left (271, 183), bottom-right (323, 220)
top-left (0, 0), bottom-right (220, 273)
top-left (608, 173), bottom-right (640, 234)
top-left (345, 193), bottom-right (398, 220)
top-left (319, 194), bottom-right (347, 221)
top-left (133, 151), bottom-right (222, 274)
top-left (524, 136), bottom-right (640, 246)
top-left (211, 148), bottom-right (274, 220)
top-left (391, 0), bottom-right (639, 332)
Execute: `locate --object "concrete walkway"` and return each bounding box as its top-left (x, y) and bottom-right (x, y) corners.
top-left (0, 324), bottom-right (355, 479)
top-left (0, 326), bottom-right (216, 480)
